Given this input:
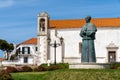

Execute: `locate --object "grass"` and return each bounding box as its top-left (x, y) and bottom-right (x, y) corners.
top-left (11, 69), bottom-right (120, 80)
top-left (11, 72), bottom-right (46, 80)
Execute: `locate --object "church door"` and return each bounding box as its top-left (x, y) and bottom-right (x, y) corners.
top-left (108, 51), bottom-right (116, 62)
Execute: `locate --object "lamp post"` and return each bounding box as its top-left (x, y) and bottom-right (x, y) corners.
top-left (47, 37), bottom-right (63, 65)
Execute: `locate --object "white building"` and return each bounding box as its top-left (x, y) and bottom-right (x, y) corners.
top-left (16, 38), bottom-right (37, 65)
top-left (4, 12), bottom-right (120, 65)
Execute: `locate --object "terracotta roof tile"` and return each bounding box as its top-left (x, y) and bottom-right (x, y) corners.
top-left (19, 18), bottom-right (120, 45)
top-left (0, 58), bottom-right (4, 61)
top-left (19, 38), bottom-right (37, 45)
top-left (50, 18), bottom-right (120, 29)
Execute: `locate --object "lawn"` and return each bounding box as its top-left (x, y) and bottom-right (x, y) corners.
top-left (11, 72), bottom-right (46, 80)
top-left (11, 69), bottom-right (120, 80)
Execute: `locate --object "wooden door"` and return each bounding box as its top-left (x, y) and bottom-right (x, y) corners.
top-left (108, 51), bottom-right (116, 62)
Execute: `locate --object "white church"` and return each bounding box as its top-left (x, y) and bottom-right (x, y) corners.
top-left (2, 12), bottom-right (120, 65)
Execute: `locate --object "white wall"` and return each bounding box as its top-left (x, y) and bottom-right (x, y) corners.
top-left (28, 57), bottom-right (34, 64)
top-left (95, 27), bottom-right (120, 63)
top-left (49, 27), bottom-right (120, 63)
top-left (50, 28), bottom-right (82, 63)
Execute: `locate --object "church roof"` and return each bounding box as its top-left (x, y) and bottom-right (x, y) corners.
top-left (19, 38), bottom-right (37, 45)
top-left (0, 58), bottom-right (4, 61)
top-left (19, 18), bottom-right (120, 45)
top-left (50, 18), bottom-right (120, 29)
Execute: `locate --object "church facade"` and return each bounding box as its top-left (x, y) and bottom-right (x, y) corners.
top-left (8, 12), bottom-right (120, 65)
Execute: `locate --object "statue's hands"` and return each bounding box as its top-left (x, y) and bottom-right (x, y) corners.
top-left (80, 30), bottom-right (86, 37)
top-left (83, 31), bottom-right (86, 35)
top-left (86, 31), bottom-right (95, 39)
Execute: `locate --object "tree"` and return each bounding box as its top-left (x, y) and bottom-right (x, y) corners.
top-left (0, 39), bottom-right (14, 60)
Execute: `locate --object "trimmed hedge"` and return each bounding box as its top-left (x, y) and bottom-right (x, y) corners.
top-left (55, 63), bottom-right (69, 69)
top-left (5, 66), bottom-right (33, 73)
top-left (33, 63), bottom-right (69, 72)
top-left (3, 63), bottom-right (69, 73)
top-left (22, 66), bottom-right (33, 72)
top-left (15, 66), bottom-right (23, 72)
top-left (6, 66), bottom-right (17, 73)
top-left (33, 66), bottom-right (46, 72)
top-left (47, 65), bottom-right (62, 71)
top-left (110, 62), bottom-right (120, 69)
top-left (0, 70), bottom-right (13, 80)
top-left (41, 63), bottom-right (69, 69)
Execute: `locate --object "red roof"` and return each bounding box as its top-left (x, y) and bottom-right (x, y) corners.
top-left (19, 18), bottom-right (120, 45)
top-left (0, 58), bottom-right (4, 61)
top-left (19, 38), bottom-right (37, 45)
top-left (50, 18), bottom-right (120, 29)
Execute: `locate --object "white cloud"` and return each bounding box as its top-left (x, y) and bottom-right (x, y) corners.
top-left (0, 0), bottom-right (14, 8)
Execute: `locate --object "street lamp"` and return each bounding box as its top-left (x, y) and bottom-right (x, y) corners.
top-left (47, 37), bottom-right (64, 65)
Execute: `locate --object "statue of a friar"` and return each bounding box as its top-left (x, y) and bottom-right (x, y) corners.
top-left (80, 16), bottom-right (97, 63)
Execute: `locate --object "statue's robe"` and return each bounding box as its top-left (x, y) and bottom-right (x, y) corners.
top-left (80, 22), bottom-right (97, 63)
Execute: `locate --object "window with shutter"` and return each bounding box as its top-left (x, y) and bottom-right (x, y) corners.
top-left (28, 47), bottom-right (30, 54)
top-left (22, 47), bottom-right (25, 54)
top-left (22, 47), bottom-right (30, 54)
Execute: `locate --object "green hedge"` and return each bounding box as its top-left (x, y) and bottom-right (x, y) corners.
top-left (22, 66), bottom-right (33, 72)
top-left (33, 63), bottom-right (69, 72)
top-left (110, 62), bottom-right (120, 69)
top-left (33, 66), bottom-right (47, 72)
top-left (41, 63), bottom-right (69, 69)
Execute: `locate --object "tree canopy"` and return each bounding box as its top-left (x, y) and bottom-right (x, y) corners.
top-left (0, 39), bottom-right (14, 59)
top-left (0, 39), bottom-right (14, 52)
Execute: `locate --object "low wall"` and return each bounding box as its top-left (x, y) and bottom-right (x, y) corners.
top-left (1, 60), bottom-right (20, 66)
top-left (69, 63), bottom-right (111, 69)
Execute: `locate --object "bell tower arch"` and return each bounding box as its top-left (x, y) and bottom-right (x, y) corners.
top-left (38, 12), bottom-right (49, 35)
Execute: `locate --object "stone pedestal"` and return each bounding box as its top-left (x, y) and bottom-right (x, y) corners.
top-left (69, 63), bottom-right (111, 69)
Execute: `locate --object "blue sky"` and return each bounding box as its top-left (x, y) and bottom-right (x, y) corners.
top-left (0, 0), bottom-right (120, 57)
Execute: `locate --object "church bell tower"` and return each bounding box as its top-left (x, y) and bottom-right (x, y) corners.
top-left (37, 12), bottom-right (50, 65)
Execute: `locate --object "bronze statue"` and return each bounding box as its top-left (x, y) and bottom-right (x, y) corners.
top-left (80, 16), bottom-right (97, 63)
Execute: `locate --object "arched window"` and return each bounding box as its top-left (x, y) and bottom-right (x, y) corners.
top-left (39, 18), bottom-right (45, 31)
